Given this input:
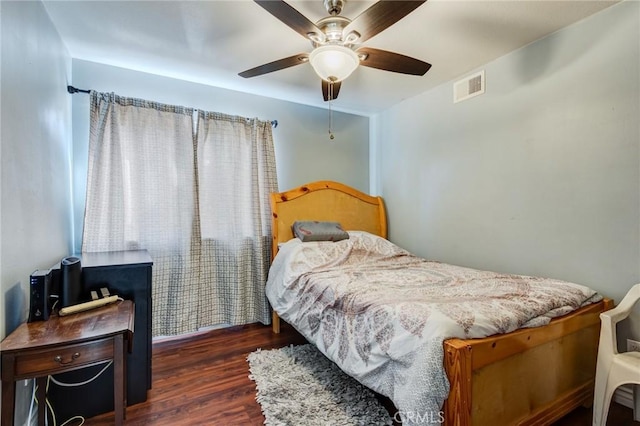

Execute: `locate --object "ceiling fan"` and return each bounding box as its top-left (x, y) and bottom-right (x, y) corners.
top-left (238, 0), bottom-right (432, 102)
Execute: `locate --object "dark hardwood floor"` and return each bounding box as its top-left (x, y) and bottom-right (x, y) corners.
top-left (84, 323), bottom-right (638, 425)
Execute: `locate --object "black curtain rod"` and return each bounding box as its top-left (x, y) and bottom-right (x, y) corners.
top-left (67, 85), bottom-right (90, 94)
top-left (66, 85), bottom-right (278, 128)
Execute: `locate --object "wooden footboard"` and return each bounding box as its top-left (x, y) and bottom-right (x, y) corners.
top-left (443, 298), bottom-right (612, 426)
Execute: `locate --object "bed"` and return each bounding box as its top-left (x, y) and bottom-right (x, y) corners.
top-left (267, 180), bottom-right (612, 425)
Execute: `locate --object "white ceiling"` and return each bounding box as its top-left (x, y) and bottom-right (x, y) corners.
top-left (42, 0), bottom-right (618, 116)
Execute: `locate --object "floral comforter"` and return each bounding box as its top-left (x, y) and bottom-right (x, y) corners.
top-left (265, 231), bottom-right (602, 424)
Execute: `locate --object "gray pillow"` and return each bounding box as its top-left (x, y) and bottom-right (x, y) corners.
top-left (292, 221), bottom-right (349, 242)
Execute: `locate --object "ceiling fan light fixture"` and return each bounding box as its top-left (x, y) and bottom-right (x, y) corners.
top-left (309, 45), bottom-right (359, 83)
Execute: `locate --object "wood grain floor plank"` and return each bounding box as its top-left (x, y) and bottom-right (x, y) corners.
top-left (83, 322), bottom-right (636, 425)
top-left (84, 323), bottom-right (305, 425)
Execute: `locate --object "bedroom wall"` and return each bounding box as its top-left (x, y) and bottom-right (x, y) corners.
top-left (375, 1), bottom-right (639, 305)
top-left (70, 60), bottom-right (369, 252)
top-left (1, 0), bottom-right (73, 422)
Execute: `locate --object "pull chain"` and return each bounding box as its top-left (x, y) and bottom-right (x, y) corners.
top-left (328, 82), bottom-right (335, 140)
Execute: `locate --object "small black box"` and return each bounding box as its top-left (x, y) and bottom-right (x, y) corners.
top-left (28, 269), bottom-right (52, 322)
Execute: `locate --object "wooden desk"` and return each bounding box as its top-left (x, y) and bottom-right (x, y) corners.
top-left (1, 300), bottom-right (134, 426)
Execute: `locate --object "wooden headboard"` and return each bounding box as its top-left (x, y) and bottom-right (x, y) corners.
top-left (270, 181), bottom-right (387, 258)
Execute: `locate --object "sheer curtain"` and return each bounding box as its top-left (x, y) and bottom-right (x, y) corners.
top-left (82, 92), bottom-right (276, 336)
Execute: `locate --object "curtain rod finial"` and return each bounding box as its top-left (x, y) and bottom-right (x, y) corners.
top-left (67, 85), bottom-right (91, 94)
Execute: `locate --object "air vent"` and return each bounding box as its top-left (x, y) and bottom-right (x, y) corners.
top-left (453, 70), bottom-right (485, 103)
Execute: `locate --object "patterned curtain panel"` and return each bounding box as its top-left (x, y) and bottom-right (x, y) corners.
top-left (83, 92), bottom-right (276, 336)
top-left (195, 111), bottom-right (277, 328)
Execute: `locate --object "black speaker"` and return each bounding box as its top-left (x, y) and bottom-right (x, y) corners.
top-left (60, 256), bottom-right (82, 308)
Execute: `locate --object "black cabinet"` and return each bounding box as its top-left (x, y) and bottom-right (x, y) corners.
top-left (47, 250), bottom-right (152, 421)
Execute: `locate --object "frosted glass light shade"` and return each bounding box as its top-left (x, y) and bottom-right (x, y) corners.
top-left (309, 45), bottom-right (359, 82)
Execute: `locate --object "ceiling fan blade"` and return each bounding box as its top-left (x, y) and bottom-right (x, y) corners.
top-left (254, 0), bottom-right (324, 42)
top-left (239, 53), bottom-right (309, 78)
top-left (344, 1), bottom-right (427, 44)
top-left (357, 47), bottom-right (431, 76)
top-left (322, 80), bottom-right (342, 101)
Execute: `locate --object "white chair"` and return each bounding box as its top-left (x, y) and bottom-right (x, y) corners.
top-left (593, 283), bottom-right (640, 426)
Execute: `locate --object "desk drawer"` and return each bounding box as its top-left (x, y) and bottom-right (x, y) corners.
top-left (15, 338), bottom-right (114, 378)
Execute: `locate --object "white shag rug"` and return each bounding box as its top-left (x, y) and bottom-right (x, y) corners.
top-left (247, 344), bottom-right (393, 426)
